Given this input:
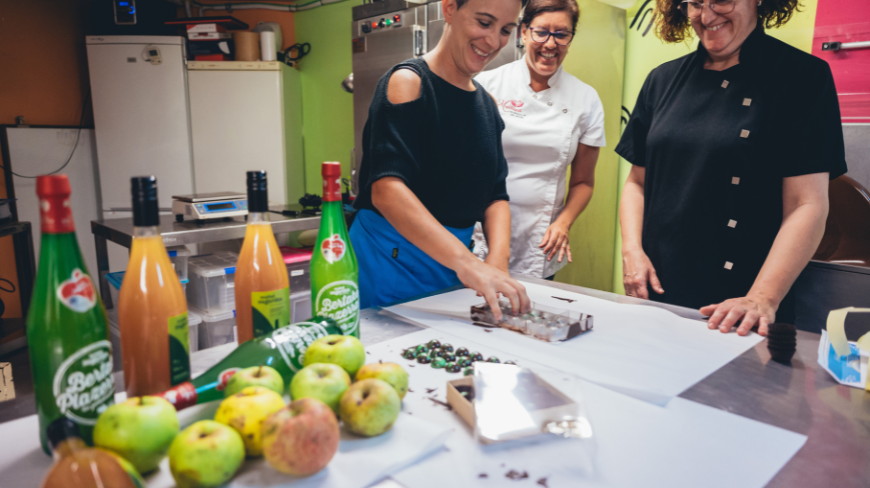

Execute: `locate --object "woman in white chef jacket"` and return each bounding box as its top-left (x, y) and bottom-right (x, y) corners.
top-left (475, 0), bottom-right (605, 279)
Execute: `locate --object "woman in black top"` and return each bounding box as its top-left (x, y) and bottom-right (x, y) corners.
top-left (351, 0), bottom-right (531, 317)
top-left (616, 0), bottom-right (846, 335)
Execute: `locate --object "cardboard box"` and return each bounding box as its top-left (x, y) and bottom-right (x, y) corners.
top-left (446, 377), bottom-right (475, 428)
top-left (0, 362), bottom-right (15, 402)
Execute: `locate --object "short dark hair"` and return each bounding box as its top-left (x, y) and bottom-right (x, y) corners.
top-left (655, 0), bottom-right (799, 43)
top-left (456, 0), bottom-right (529, 10)
top-left (521, 0), bottom-right (580, 32)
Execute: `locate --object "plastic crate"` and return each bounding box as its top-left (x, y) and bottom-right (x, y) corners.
top-left (167, 246), bottom-right (192, 282)
top-left (281, 246), bottom-right (312, 293)
top-left (187, 251), bottom-right (238, 314)
top-left (195, 308), bottom-right (236, 350)
top-left (290, 290), bottom-right (312, 324)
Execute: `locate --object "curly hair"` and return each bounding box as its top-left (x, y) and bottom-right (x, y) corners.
top-left (655, 0), bottom-right (800, 43)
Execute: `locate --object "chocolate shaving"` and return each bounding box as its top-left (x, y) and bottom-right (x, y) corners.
top-left (478, 473), bottom-right (489, 479)
top-left (551, 295), bottom-right (576, 303)
top-left (484, 329), bottom-right (493, 333)
top-left (536, 477), bottom-right (549, 487)
top-left (427, 397), bottom-right (452, 410)
top-left (472, 321), bottom-right (498, 328)
top-left (407, 387), bottom-right (414, 393)
top-left (506, 469), bottom-right (529, 480)
top-left (426, 387), bottom-right (438, 394)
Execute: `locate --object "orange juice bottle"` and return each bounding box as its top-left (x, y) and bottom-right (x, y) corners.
top-left (118, 176), bottom-right (191, 397)
top-left (235, 170), bottom-right (290, 343)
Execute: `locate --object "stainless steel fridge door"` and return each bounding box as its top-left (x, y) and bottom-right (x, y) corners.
top-left (351, 5), bottom-right (428, 192)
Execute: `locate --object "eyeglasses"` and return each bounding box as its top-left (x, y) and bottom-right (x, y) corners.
top-left (677, 0), bottom-right (736, 18)
top-left (528, 27), bottom-right (574, 46)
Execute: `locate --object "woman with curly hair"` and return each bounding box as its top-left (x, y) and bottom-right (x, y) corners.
top-left (616, 0), bottom-right (846, 335)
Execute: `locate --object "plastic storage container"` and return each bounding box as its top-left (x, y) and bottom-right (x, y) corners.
top-left (194, 308), bottom-right (236, 349)
top-left (166, 245), bottom-right (192, 282)
top-left (281, 246), bottom-right (312, 293)
top-left (290, 290), bottom-right (312, 324)
top-left (187, 251), bottom-right (238, 314)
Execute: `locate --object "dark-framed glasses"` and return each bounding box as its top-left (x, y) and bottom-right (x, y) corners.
top-left (677, 0), bottom-right (736, 18)
top-left (529, 27), bottom-right (574, 46)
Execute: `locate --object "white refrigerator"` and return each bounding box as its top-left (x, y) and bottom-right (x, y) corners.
top-left (86, 35), bottom-right (195, 213)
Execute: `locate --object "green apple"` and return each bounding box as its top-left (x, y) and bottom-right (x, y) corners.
top-left (355, 362), bottom-right (409, 399)
top-left (339, 378), bottom-right (401, 437)
top-left (289, 363), bottom-right (351, 413)
top-left (93, 395), bottom-right (180, 474)
top-left (214, 385), bottom-right (286, 457)
top-left (168, 420), bottom-right (245, 488)
top-left (224, 365), bottom-right (285, 397)
top-left (262, 397), bottom-right (340, 476)
top-left (303, 334), bottom-right (366, 377)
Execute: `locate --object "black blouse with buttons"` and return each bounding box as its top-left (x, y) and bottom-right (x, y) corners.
top-left (616, 27), bottom-right (847, 314)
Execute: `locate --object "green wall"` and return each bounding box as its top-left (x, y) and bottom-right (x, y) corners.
top-left (294, 0), bottom-right (362, 195)
top-left (554, 0), bottom-right (627, 292)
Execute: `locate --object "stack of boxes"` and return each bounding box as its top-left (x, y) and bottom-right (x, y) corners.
top-left (165, 16), bottom-right (248, 61)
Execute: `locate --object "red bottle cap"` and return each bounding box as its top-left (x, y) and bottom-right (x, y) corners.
top-left (36, 174), bottom-right (75, 234)
top-left (321, 161), bottom-right (342, 202)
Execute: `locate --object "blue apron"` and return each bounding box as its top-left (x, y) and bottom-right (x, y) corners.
top-left (350, 209), bottom-right (474, 309)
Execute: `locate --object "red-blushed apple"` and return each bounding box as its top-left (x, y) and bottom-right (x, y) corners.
top-left (224, 365), bottom-right (285, 397)
top-left (214, 385), bottom-right (286, 457)
top-left (92, 395), bottom-right (179, 474)
top-left (339, 378), bottom-right (401, 437)
top-left (303, 334), bottom-right (366, 377)
top-left (261, 397), bottom-right (340, 476)
top-left (355, 362), bottom-right (409, 399)
top-left (168, 420), bottom-right (245, 488)
top-left (290, 363), bottom-right (351, 413)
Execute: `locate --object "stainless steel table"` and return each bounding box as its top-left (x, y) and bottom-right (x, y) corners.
top-left (90, 214), bottom-right (320, 308)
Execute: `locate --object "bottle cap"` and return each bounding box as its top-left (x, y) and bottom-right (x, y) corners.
top-left (36, 174), bottom-right (75, 233)
top-left (246, 170), bottom-right (269, 213)
top-left (36, 174), bottom-right (71, 198)
top-left (131, 176), bottom-right (159, 227)
top-left (46, 417), bottom-right (81, 451)
top-left (322, 161), bottom-right (342, 178)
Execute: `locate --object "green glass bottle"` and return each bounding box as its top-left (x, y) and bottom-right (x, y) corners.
top-left (310, 161), bottom-right (360, 337)
top-left (26, 175), bottom-right (115, 454)
top-left (156, 317), bottom-right (340, 410)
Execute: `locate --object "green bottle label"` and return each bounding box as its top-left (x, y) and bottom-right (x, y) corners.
top-left (251, 287), bottom-right (290, 338)
top-left (168, 312), bottom-right (191, 386)
top-left (314, 280), bottom-right (360, 336)
top-left (53, 340), bottom-right (114, 425)
top-left (272, 320), bottom-right (334, 373)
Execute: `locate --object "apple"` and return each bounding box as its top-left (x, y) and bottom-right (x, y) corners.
top-left (224, 365), bottom-right (285, 397)
top-left (168, 420), bottom-right (245, 488)
top-left (289, 363), bottom-right (351, 414)
top-left (303, 334), bottom-right (366, 377)
top-left (261, 397), bottom-right (340, 476)
top-left (93, 395), bottom-right (179, 474)
top-left (214, 385), bottom-right (286, 457)
top-left (339, 378), bottom-right (401, 437)
top-left (355, 362), bottom-right (409, 399)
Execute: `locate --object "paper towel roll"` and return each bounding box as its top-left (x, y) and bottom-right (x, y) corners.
top-left (260, 31), bottom-right (276, 61)
top-left (233, 31), bottom-right (259, 61)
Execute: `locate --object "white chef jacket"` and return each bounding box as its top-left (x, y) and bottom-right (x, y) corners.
top-left (474, 59), bottom-right (606, 278)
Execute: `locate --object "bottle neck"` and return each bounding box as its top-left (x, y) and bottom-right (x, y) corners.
top-left (322, 176), bottom-right (342, 203)
top-left (39, 195), bottom-right (75, 234)
top-left (247, 211), bottom-right (270, 223)
top-left (52, 438), bottom-right (87, 461)
top-left (133, 226), bottom-right (160, 238)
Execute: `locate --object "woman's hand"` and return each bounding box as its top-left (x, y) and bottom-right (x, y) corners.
top-left (456, 258), bottom-right (530, 321)
top-left (700, 295), bottom-right (776, 336)
top-left (622, 248), bottom-right (664, 300)
top-left (539, 222), bottom-right (573, 263)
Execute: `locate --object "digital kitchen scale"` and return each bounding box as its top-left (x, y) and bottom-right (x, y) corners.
top-left (172, 192), bottom-right (248, 222)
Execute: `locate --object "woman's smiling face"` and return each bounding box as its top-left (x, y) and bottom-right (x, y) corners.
top-left (522, 10), bottom-right (573, 83)
top-left (446, 0), bottom-right (521, 77)
top-left (690, 0), bottom-right (758, 67)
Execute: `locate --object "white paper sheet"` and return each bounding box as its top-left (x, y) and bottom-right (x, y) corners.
top-left (362, 329), bottom-right (806, 488)
top-left (0, 395), bottom-right (450, 488)
top-left (386, 282), bottom-right (764, 404)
